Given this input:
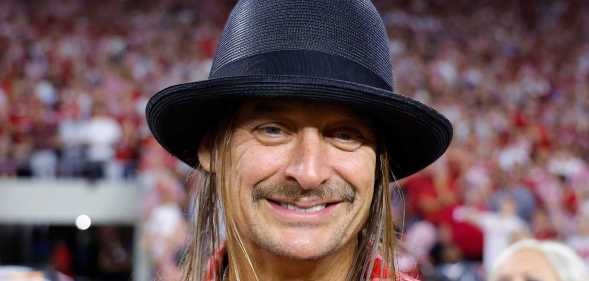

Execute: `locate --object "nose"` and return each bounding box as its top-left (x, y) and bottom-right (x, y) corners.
top-left (284, 127), bottom-right (331, 190)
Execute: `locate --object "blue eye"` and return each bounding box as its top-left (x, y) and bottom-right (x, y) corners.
top-left (253, 124), bottom-right (290, 145)
top-left (334, 131), bottom-right (354, 141)
top-left (261, 125), bottom-right (283, 136)
top-left (333, 128), bottom-right (364, 143)
top-left (328, 128), bottom-right (365, 151)
top-left (254, 124), bottom-right (289, 139)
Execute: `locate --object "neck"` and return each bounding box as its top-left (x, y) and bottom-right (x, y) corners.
top-left (227, 238), bottom-right (357, 281)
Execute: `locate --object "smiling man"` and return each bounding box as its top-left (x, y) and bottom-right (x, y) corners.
top-left (145, 1), bottom-right (452, 281)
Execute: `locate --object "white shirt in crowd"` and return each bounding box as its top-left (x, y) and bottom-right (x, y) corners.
top-left (478, 213), bottom-right (528, 272)
top-left (82, 116), bottom-right (122, 162)
top-left (454, 207), bottom-right (528, 272)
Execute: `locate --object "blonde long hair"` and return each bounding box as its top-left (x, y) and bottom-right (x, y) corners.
top-left (178, 111), bottom-right (398, 281)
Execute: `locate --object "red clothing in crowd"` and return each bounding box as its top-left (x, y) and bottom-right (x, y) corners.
top-left (404, 173), bottom-right (484, 259)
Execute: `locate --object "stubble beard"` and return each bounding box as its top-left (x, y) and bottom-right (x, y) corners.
top-left (246, 179), bottom-right (358, 260)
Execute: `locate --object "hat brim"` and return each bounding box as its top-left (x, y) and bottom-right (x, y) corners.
top-left (146, 75), bottom-right (452, 179)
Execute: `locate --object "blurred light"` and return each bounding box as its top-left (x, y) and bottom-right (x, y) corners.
top-left (75, 214), bottom-right (92, 230)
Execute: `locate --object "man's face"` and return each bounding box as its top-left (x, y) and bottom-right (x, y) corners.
top-left (223, 100), bottom-right (377, 260)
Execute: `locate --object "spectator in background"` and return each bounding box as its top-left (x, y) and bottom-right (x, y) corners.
top-left (455, 192), bottom-right (529, 272)
top-left (490, 167), bottom-right (536, 223)
top-left (81, 102), bottom-right (121, 181)
top-left (403, 159), bottom-right (459, 226)
top-left (57, 90), bottom-right (86, 177)
top-left (403, 151), bottom-right (484, 276)
top-left (488, 239), bottom-right (589, 281)
top-left (142, 171), bottom-right (187, 281)
top-left (531, 208), bottom-right (559, 240)
top-left (429, 223), bottom-right (472, 281)
top-left (29, 96), bottom-right (59, 178)
top-left (0, 131), bottom-right (16, 176)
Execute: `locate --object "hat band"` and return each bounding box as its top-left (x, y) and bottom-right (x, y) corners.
top-left (209, 50), bottom-right (392, 91)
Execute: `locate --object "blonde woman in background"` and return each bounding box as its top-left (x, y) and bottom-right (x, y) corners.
top-left (488, 239), bottom-right (589, 281)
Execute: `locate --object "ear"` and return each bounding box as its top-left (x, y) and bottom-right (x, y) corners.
top-left (197, 137), bottom-right (212, 173)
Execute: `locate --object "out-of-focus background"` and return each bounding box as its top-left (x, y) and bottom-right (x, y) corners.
top-left (0, 0), bottom-right (587, 280)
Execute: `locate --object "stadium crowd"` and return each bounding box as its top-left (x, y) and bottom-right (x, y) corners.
top-left (1, 0), bottom-right (588, 280)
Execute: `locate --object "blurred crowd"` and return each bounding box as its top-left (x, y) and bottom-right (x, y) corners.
top-left (0, 0), bottom-right (226, 180)
top-left (383, 0), bottom-right (589, 279)
top-left (0, 0), bottom-right (588, 280)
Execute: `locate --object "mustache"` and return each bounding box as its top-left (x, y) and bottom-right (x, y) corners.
top-left (252, 180), bottom-right (356, 203)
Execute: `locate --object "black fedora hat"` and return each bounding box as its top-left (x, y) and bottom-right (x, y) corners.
top-left (146, 0), bottom-right (452, 179)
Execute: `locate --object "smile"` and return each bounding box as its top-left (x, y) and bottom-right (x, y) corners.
top-left (263, 198), bottom-right (343, 222)
top-left (278, 202), bottom-right (326, 213)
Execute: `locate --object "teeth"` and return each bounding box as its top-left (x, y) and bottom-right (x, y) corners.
top-left (279, 203), bottom-right (326, 213)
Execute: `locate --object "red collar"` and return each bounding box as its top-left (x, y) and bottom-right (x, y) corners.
top-left (205, 244), bottom-right (419, 281)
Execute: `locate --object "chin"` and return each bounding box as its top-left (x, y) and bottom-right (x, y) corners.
top-left (252, 227), bottom-right (348, 260)
top-left (267, 242), bottom-right (335, 260)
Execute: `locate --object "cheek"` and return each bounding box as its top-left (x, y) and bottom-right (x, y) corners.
top-left (330, 148), bottom-right (376, 237)
top-left (232, 139), bottom-right (289, 191)
top-left (330, 147), bottom-right (376, 195)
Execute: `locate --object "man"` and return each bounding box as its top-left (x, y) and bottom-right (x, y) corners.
top-left (146, 0), bottom-right (452, 280)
